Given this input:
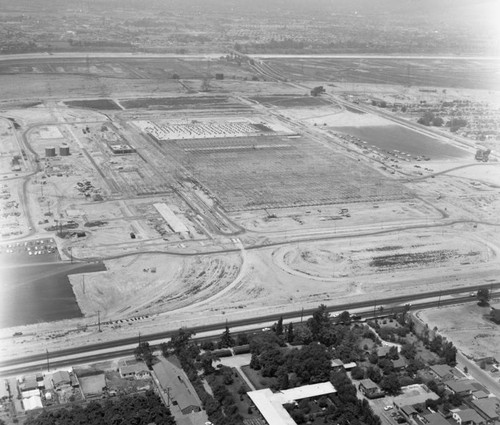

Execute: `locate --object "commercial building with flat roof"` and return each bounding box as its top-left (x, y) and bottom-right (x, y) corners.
top-left (154, 203), bottom-right (189, 234)
top-left (248, 382), bottom-right (336, 425)
top-left (152, 357), bottom-right (201, 415)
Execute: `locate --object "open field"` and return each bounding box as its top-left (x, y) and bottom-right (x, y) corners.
top-left (64, 99), bottom-right (122, 110)
top-left (120, 95), bottom-right (249, 111)
top-left (418, 303), bottom-right (500, 360)
top-left (267, 58), bottom-right (500, 90)
top-left (249, 95), bottom-right (332, 108)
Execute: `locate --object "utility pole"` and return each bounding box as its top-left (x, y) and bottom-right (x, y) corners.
top-left (46, 349), bottom-right (50, 372)
top-left (138, 331), bottom-right (141, 346)
top-left (300, 307), bottom-right (304, 323)
top-left (82, 274), bottom-right (85, 294)
top-left (97, 310), bottom-right (101, 332)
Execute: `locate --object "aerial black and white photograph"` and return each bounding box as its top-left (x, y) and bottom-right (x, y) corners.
top-left (0, 0), bottom-right (499, 424)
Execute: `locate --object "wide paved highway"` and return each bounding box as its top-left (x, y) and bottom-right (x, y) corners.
top-left (0, 52), bottom-right (498, 64)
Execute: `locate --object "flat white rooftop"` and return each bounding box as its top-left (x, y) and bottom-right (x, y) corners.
top-left (248, 382), bottom-right (336, 425)
top-left (153, 203), bottom-right (188, 234)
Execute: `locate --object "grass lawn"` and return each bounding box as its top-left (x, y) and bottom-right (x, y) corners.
top-left (207, 366), bottom-right (263, 421)
top-left (240, 365), bottom-right (278, 390)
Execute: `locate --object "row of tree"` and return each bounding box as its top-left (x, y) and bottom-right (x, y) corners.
top-left (24, 390), bottom-right (175, 425)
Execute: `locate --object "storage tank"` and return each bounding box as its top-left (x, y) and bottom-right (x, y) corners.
top-left (45, 147), bottom-right (56, 157)
top-left (59, 145), bottom-right (70, 156)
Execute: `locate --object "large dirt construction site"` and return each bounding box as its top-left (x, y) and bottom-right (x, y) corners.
top-left (1, 55), bottom-right (500, 359)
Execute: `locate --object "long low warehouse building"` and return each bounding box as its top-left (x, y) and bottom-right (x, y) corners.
top-left (153, 203), bottom-right (189, 234)
top-left (248, 382), bottom-right (336, 425)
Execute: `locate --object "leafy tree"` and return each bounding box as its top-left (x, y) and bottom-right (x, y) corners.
top-left (406, 358), bottom-right (425, 376)
top-left (337, 311), bottom-right (351, 325)
top-left (134, 342), bottom-right (154, 368)
top-left (401, 343), bottom-right (417, 360)
top-left (275, 316), bottom-right (284, 336)
top-left (294, 324), bottom-right (313, 345)
top-left (441, 341), bottom-right (457, 366)
top-left (418, 112), bottom-right (435, 126)
top-left (260, 346), bottom-right (285, 377)
top-left (448, 392), bottom-right (463, 407)
top-left (165, 328), bottom-right (194, 356)
top-left (307, 304), bottom-right (331, 340)
top-left (287, 322), bottom-right (294, 343)
top-left (368, 350), bottom-right (379, 365)
top-left (219, 325), bottom-right (235, 348)
top-left (477, 288), bottom-right (490, 306)
top-left (250, 352), bottom-right (261, 370)
top-left (24, 391), bottom-right (175, 425)
top-left (236, 333), bottom-right (249, 346)
top-left (427, 380), bottom-right (439, 394)
top-left (277, 366), bottom-right (290, 389)
top-left (285, 343), bottom-right (331, 386)
top-left (387, 346), bottom-right (399, 360)
top-left (351, 366), bottom-right (365, 380)
top-left (366, 366), bottom-right (382, 384)
top-left (431, 117), bottom-right (444, 126)
top-left (380, 372), bottom-right (401, 395)
top-left (199, 351), bottom-right (219, 375)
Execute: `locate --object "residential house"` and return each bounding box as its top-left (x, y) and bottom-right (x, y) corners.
top-left (444, 380), bottom-right (477, 397)
top-left (429, 364), bottom-right (464, 381)
top-left (377, 346), bottom-right (392, 358)
top-left (472, 397), bottom-right (500, 422)
top-left (471, 391), bottom-right (489, 400)
top-left (451, 408), bottom-right (486, 425)
top-left (419, 412), bottom-right (451, 425)
top-left (393, 384), bottom-right (440, 412)
top-left (119, 362), bottom-right (150, 380)
top-left (400, 405), bottom-right (417, 420)
top-left (359, 379), bottom-right (384, 398)
top-left (19, 375), bottom-right (38, 393)
top-left (51, 371), bottom-right (71, 390)
top-left (78, 374), bottom-right (106, 399)
top-left (392, 357), bottom-right (408, 371)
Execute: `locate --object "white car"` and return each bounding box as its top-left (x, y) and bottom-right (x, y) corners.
top-left (384, 405), bottom-right (393, 411)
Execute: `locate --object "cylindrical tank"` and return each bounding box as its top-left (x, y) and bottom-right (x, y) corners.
top-left (59, 145), bottom-right (70, 156)
top-left (45, 147), bottom-right (56, 157)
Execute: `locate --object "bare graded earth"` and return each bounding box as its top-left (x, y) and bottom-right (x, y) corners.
top-left (1, 56), bottom-right (500, 363)
top-left (418, 304), bottom-right (500, 360)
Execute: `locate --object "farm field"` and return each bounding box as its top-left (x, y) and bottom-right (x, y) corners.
top-left (267, 58), bottom-right (500, 90)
